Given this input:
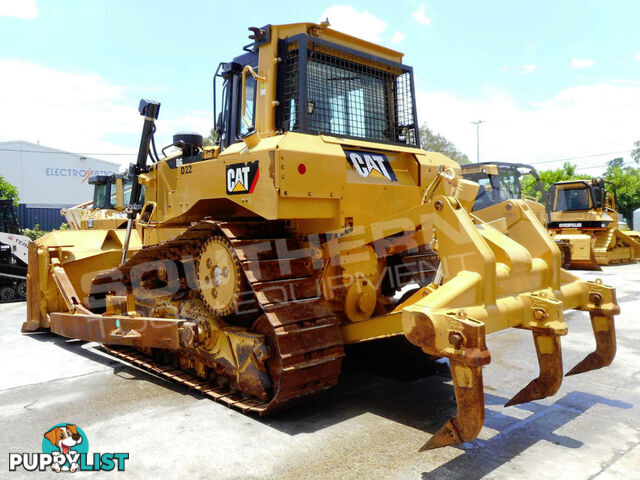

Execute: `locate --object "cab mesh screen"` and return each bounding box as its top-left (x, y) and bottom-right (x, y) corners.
top-left (281, 39), bottom-right (418, 147)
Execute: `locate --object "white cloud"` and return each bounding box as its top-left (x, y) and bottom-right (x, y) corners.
top-left (636, 52), bottom-right (640, 61)
top-left (412, 5), bottom-right (431, 26)
top-left (502, 64), bottom-right (537, 75)
top-left (0, 0), bottom-right (38, 19)
top-left (519, 64), bottom-right (537, 75)
top-left (0, 60), bottom-right (210, 166)
top-left (320, 6), bottom-right (387, 43)
top-left (416, 81), bottom-right (640, 175)
top-left (390, 31), bottom-right (406, 44)
top-left (570, 58), bottom-right (595, 69)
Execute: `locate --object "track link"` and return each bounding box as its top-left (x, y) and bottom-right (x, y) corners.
top-left (101, 344), bottom-right (272, 412)
top-left (94, 219), bottom-right (345, 414)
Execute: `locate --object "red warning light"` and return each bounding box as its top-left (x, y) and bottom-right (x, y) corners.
top-left (298, 163), bottom-right (307, 174)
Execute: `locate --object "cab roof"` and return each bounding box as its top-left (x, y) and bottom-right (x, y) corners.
top-left (254, 22), bottom-right (405, 64)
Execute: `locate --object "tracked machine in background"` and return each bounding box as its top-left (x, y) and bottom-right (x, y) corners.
top-left (548, 178), bottom-right (640, 268)
top-left (461, 162), bottom-right (572, 268)
top-left (23, 22), bottom-right (619, 451)
top-left (0, 200), bottom-right (29, 301)
top-left (624, 229), bottom-right (640, 245)
top-left (61, 174), bottom-right (133, 230)
top-left (61, 135), bottom-right (195, 230)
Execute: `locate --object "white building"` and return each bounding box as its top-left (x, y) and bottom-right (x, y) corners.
top-left (0, 141), bottom-right (121, 229)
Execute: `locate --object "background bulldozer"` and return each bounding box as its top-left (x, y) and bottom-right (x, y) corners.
top-left (61, 174), bottom-right (133, 230)
top-left (23, 22), bottom-right (619, 451)
top-left (461, 162), bottom-right (572, 268)
top-left (548, 178), bottom-right (640, 268)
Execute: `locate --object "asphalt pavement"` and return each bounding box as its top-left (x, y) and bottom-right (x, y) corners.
top-left (1, 264), bottom-right (638, 479)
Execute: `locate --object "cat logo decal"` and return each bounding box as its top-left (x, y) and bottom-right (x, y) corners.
top-left (344, 150), bottom-right (397, 182)
top-left (226, 161), bottom-right (259, 195)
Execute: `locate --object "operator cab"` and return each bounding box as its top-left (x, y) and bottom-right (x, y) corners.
top-left (89, 174), bottom-right (137, 211)
top-left (547, 179), bottom-right (619, 230)
top-left (551, 183), bottom-right (593, 211)
top-left (461, 162), bottom-right (541, 211)
top-left (0, 199), bottom-right (20, 235)
top-left (213, 24), bottom-right (420, 151)
top-left (214, 50), bottom-right (259, 149)
top-left (0, 200), bottom-right (18, 265)
top-left (549, 179), bottom-right (612, 212)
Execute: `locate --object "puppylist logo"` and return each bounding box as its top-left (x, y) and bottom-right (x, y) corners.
top-left (8, 423), bottom-right (129, 473)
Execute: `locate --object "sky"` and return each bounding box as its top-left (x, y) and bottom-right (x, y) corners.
top-left (1, 0), bottom-right (640, 175)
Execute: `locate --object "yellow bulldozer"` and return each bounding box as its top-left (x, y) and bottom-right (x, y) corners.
top-left (461, 162), bottom-right (572, 268)
top-left (61, 174), bottom-right (133, 230)
top-left (548, 178), bottom-right (640, 268)
top-left (23, 22), bottom-right (619, 451)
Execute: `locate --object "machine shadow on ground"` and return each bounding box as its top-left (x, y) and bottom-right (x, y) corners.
top-left (421, 391), bottom-right (632, 480)
top-left (255, 338), bottom-right (632, 446)
top-left (24, 329), bottom-right (633, 476)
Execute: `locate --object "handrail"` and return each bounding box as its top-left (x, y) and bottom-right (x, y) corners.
top-left (241, 65), bottom-right (265, 129)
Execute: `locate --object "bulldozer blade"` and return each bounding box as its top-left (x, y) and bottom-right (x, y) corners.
top-left (569, 249), bottom-right (602, 271)
top-left (556, 240), bottom-right (573, 270)
top-left (566, 313), bottom-right (616, 376)
top-left (505, 333), bottom-right (563, 407)
top-left (420, 360), bottom-right (484, 451)
top-left (569, 260), bottom-right (602, 271)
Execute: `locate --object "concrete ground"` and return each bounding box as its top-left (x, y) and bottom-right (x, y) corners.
top-left (1, 265), bottom-right (639, 479)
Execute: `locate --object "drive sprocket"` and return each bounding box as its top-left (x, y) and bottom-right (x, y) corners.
top-left (197, 235), bottom-right (243, 316)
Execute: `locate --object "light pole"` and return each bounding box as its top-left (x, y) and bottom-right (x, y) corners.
top-left (471, 120), bottom-right (484, 163)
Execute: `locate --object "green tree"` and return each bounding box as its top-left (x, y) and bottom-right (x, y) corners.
top-left (521, 162), bottom-right (590, 204)
top-left (419, 124), bottom-right (469, 165)
top-left (632, 140), bottom-right (640, 164)
top-left (21, 224), bottom-right (46, 241)
top-left (604, 158), bottom-right (640, 228)
top-left (202, 128), bottom-right (218, 147)
top-left (0, 174), bottom-right (19, 204)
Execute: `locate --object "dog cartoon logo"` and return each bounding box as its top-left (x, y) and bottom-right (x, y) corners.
top-left (10, 423), bottom-right (128, 472)
top-left (42, 424), bottom-right (88, 473)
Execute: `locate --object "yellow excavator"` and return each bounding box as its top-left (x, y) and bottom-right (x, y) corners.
top-left (23, 22), bottom-right (619, 451)
top-left (548, 178), bottom-right (640, 268)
